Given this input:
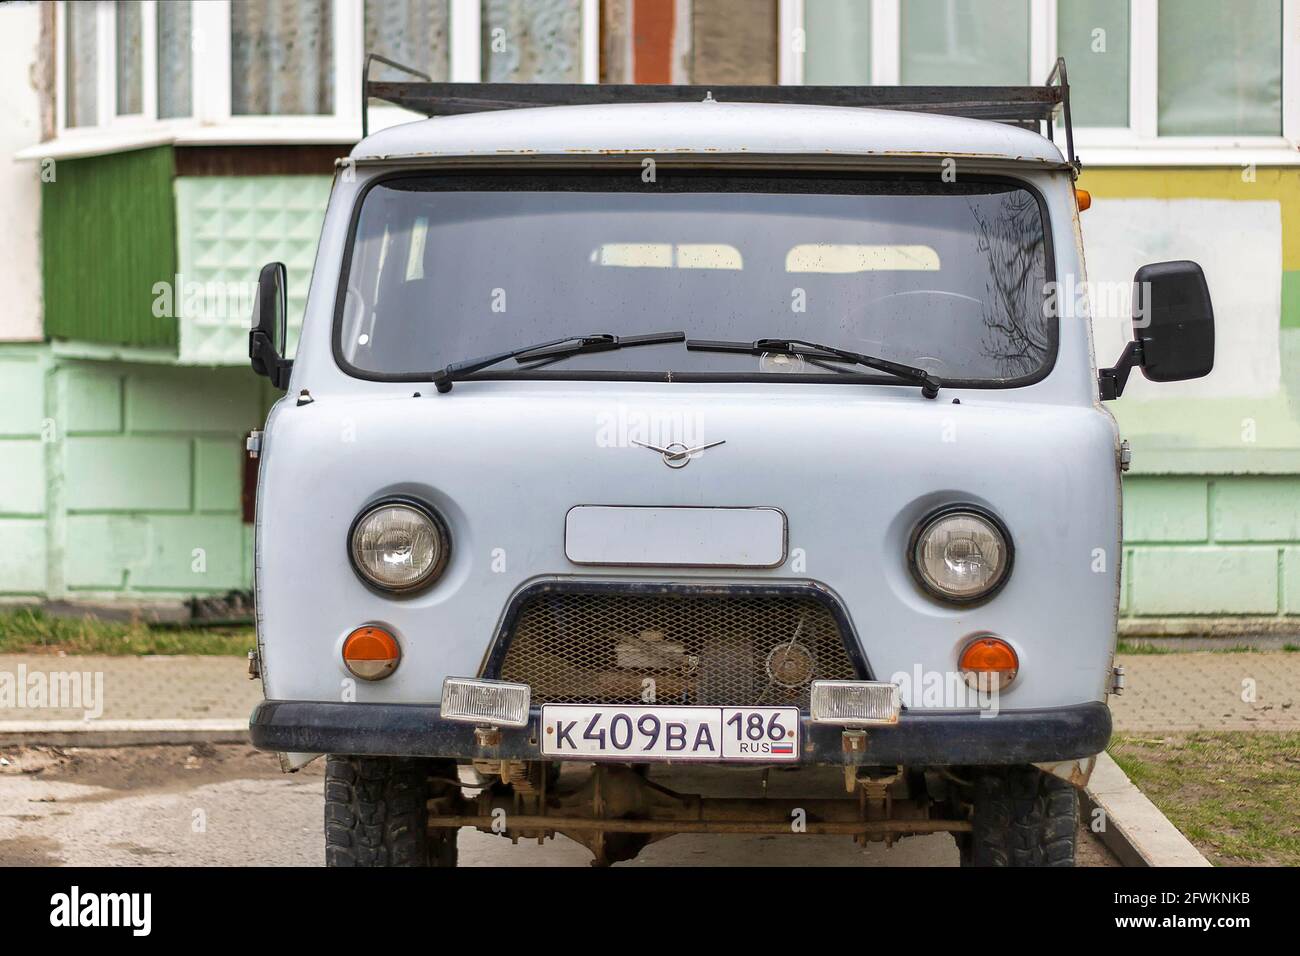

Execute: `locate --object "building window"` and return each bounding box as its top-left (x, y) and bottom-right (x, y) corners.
top-left (785, 0), bottom-right (1298, 162)
top-left (481, 0), bottom-right (584, 82)
top-left (158, 0), bottom-right (193, 119)
top-left (46, 0), bottom-right (592, 148)
top-left (116, 1), bottom-right (144, 115)
top-left (1157, 0), bottom-right (1282, 136)
top-left (1056, 0), bottom-right (1129, 128)
top-left (900, 0), bottom-right (1030, 85)
top-left (803, 0), bottom-right (872, 85)
top-left (65, 0), bottom-right (98, 127)
top-left (231, 0), bottom-right (335, 115)
top-left (365, 0), bottom-right (451, 83)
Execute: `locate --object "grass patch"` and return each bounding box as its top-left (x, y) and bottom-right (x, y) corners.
top-left (1116, 641), bottom-right (1289, 655)
top-left (0, 607), bottom-right (253, 656)
top-left (1115, 641), bottom-right (1172, 655)
top-left (1109, 731), bottom-right (1300, 866)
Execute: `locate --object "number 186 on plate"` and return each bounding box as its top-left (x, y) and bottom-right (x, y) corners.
top-left (540, 705), bottom-right (800, 762)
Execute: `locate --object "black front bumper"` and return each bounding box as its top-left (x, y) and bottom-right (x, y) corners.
top-left (249, 700), bottom-right (1111, 766)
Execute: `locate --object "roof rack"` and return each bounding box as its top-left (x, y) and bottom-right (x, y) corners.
top-left (362, 55), bottom-right (1077, 173)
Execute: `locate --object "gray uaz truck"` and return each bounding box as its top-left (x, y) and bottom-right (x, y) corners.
top-left (246, 59), bottom-right (1214, 866)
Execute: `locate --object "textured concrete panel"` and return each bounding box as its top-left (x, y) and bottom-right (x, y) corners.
top-left (174, 176), bottom-right (331, 365)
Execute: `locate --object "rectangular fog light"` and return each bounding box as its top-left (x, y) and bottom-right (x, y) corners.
top-left (441, 678), bottom-right (531, 727)
top-left (810, 680), bottom-right (902, 726)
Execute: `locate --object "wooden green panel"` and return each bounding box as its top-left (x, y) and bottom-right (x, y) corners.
top-left (42, 146), bottom-right (178, 348)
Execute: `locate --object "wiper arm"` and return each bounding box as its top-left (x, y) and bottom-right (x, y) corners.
top-left (432, 330), bottom-right (685, 393)
top-left (686, 337), bottom-right (942, 399)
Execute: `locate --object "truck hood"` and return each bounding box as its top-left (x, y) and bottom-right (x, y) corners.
top-left (256, 380), bottom-right (1120, 711)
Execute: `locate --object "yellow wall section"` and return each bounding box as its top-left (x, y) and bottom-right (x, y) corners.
top-left (1077, 167), bottom-right (1300, 270)
top-left (1078, 166), bottom-right (1300, 473)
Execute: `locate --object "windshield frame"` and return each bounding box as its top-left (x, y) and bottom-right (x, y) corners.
top-left (330, 167), bottom-right (1059, 389)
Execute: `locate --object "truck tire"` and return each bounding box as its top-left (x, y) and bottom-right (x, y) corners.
top-left (324, 756), bottom-right (459, 867)
top-left (959, 766), bottom-right (1077, 867)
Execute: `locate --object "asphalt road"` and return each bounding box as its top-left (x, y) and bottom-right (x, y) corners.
top-left (0, 744), bottom-right (1119, 867)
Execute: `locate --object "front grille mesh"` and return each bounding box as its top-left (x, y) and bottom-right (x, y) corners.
top-left (493, 591), bottom-right (860, 710)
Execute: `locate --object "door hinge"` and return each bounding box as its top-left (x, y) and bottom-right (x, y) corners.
top-left (248, 648), bottom-right (261, 680)
top-left (1111, 663), bottom-right (1126, 696)
top-left (246, 429), bottom-right (263, 459)
top-left (1119, 439), bottom-right (1132, 473)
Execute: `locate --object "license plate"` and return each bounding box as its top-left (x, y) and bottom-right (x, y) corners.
top-left (540, 705), bottom-right (800, 762)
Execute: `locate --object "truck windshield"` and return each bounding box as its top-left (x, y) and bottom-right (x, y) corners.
top-left (336, 172), bottom-right (1054, 386)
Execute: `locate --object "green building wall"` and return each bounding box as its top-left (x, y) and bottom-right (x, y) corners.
top-left (42, 146), bottom-right (179, 349)
top-left (2, 159), bottom-right (323, 604)
top-left (0, 345), bottom-right (273, 601)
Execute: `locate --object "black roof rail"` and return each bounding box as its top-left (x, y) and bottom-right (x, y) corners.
top-left (363, 55), bottom-right (1078, 173)
top-left (361, 53), bottom-right (431, 138)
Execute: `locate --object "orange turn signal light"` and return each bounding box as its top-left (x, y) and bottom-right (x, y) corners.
top-left (343, 625), bottom-right (401, 681)
top-left (958, 635), bottom-right (1019, 691)
top-left (1075, 188), bottom-right (1092, 211)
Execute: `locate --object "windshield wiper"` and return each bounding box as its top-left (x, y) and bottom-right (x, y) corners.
top-left (432, 330), bottom-right (685, 393)
top-left (686, 337), bottom-right (942, 399)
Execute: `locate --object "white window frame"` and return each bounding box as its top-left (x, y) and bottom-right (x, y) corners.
top-left (781, 0), bottom-right (1300, 166)
top-left (40, 0), bottom-right (600, 160)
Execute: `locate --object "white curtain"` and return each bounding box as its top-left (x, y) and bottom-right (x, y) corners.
top-left (116, 1), bottom-right (143, 115)
top-left (66, 0), bottom-right (98, 127)
top-left (365, 0), bottom-right (451, 83)
top-left (481, 0), bottom-right (582, 82)
top-left (231, 0), bottom-right (335, 115)
top-left (158, 0), bottom-right (193, 118)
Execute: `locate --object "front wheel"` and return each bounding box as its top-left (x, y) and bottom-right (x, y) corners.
top-left (324, 756), bottom-right (459, 867)
top-left (957, 766), bottom-right (1078, 867)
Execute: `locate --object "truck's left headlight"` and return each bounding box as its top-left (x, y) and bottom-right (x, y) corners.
top-left (348, 498), bottom-right (450, 593)
top-left (909, 506), bottom-right (1012, 604)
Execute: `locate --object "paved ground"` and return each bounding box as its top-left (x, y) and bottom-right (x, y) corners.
top-left (1108, 652), bottom-right (1300, 731)
top-left (3, 650), bottom-right (1298, 732)
top-left (0, 655), bottom-right (258, 723)
top-left (0, 744), bottom-right (1119, 867)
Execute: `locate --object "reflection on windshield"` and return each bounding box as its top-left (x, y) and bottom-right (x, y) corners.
top-left (338, 174), bottom-right (1053, 385)
top-left (971, 190), bottom-right (1053, 379)
top-left (785, 243), bottom-right (940, 273)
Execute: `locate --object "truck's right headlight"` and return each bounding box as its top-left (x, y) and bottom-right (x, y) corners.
top-left (909, 506), bottom-right (1012, 604)
top-left (348, 498), bottom-right (450, 594)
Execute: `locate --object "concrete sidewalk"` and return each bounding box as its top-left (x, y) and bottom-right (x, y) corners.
top-left (2, 650), bottom-right (1297, 731)
top-left (1108, 651), bottom-right (1300, 732)
top-left (0, 654), bottom-right (262, 724)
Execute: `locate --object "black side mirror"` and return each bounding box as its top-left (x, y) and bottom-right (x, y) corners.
top-left (1099, 260), bottom-right (1214, 400)
top-left (249, 262), bottom-right (293, 390)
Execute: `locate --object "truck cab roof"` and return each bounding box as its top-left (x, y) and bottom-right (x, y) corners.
top-left (350, 100), bottom-right (1069, 169)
